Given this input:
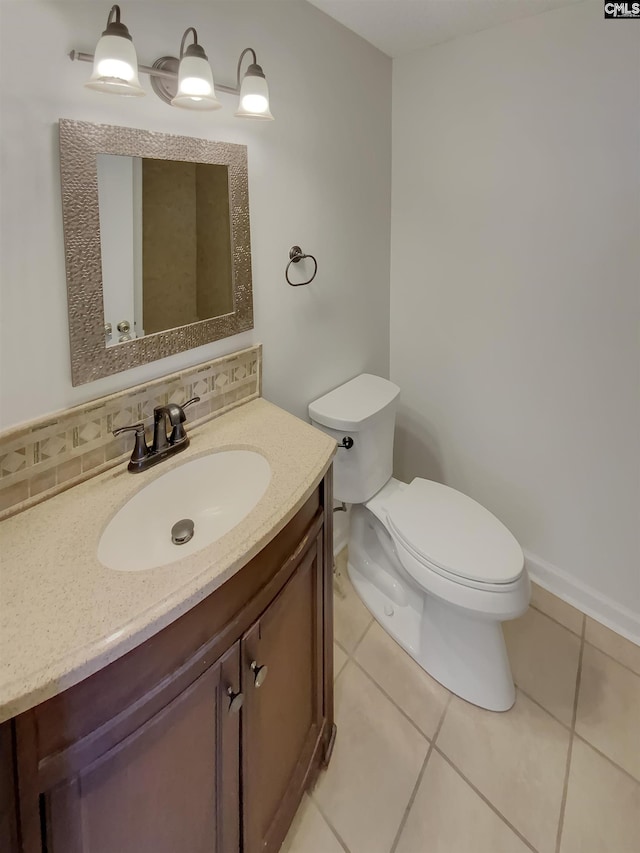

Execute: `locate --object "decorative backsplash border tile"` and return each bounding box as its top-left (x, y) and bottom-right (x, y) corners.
top-left (0, 345), bottom-right (261, 520)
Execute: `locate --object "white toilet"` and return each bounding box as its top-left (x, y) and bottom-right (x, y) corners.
top-left (309, 374), bottom-right (530, 711)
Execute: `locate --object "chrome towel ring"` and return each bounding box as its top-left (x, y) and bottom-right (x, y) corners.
top-left (286, 245), bottom-right (318, 286)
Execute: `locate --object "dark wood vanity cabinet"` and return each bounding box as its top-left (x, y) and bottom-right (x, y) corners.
top-left (2, 472), bottom-right (334, 853)
top-left (39, 643), bottom-right (242, 853)
top-left (243, 540), bottom-right (324, 853)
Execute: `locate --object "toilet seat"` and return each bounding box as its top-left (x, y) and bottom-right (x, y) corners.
top-left (385, 478), bottom-right (524, 589)
top-left (387, 518), bottom-right (522, 594)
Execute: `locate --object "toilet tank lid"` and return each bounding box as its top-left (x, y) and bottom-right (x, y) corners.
top-left (309, 374), bottom-right (400, 431)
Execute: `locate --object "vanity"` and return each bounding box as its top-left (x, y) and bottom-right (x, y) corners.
top-left (0, 399), bottom-right (337, 853)
top-left (0, 106), bottom-right (338, 850)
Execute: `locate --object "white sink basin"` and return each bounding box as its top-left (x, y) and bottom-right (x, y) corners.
top-left (98, 450), bottom-right (272, 572)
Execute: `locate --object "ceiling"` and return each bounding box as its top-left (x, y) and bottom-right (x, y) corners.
top-left (307, 0), bottom-right (582, 58)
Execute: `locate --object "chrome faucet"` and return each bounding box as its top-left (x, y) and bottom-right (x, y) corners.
top-left (113, 396), bottom-right (200, 473)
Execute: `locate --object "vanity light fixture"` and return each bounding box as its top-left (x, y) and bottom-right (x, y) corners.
top-left (171, 27), bottom-right (221, 111)
top-left (85, 4), bottom-right (144, 96)
top-left (235, 49), bottom-right (274, 120)
top-left (71, 4), bottom-right (274, 119)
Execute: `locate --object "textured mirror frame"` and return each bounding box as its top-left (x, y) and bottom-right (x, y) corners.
top-left (58, 119), bottom-right (253, 386)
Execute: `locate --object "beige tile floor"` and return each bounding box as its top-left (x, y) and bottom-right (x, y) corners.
top-left (282, 550), bottom-right (640, 853)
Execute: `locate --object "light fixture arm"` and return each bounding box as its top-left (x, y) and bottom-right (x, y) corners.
top-left (179, 27), bottom-right (202, 59)
top-left (102, 4), bottom-right (132, 41)
top-left (236, 47), bottom-right (258, 88)
top-left (180, 27), bottom-right (195, 58)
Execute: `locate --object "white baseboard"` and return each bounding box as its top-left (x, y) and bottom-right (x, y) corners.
top-left (524, 550), bottom-right (640, 646)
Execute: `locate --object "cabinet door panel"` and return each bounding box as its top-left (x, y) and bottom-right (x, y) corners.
top-left (243, 536), bottom-right (324, 853)
top-left (43, 643), bottom-right (241, 853)
top-left (0, 722), bottom-right (19, 852)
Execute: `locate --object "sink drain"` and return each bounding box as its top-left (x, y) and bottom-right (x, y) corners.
top-left (171, 518), bottom-right (195, 545)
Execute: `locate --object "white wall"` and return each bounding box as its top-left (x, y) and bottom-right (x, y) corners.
top-left (391, 2), bottom-right (640, 636)
top-left (0, 0), bottom-right (391, 428)
top-left (97, 154), bottom-right (136, 344)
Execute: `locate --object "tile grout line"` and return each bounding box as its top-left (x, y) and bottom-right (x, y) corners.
top-left (514, 685), bottom-right (640, 786)
top-left (582, 637), bottom-right (640, 678)
top-left (333, 637), bottom-right (350, 682)
top-left (554, 612), bottom-right (586, 853)
top-left (349, 657), bottom-right (434, 744)
top-left (307, 794), bottom-right (353, 853)
top-left (530, 601), bottom-right (640, 678)
top-left (529, 602), bottom-right (583, 638)
top-left (572, 732), bottom-right (640, 787)
top-left (388, 694), bottom-right (453, 853)
top-left (514, 685), bottom-right (572, 732)
top-left (334, 658), bottom-right (348, 683)
top-left (433, 745), bottom-right (539, 853)
top-left (508, 614), bottom-right (640, 783)
top-left (340, 602), bottom-right (446, 744)
top-left (334, 638), bottom-right (349, 655)
top-left (349, 615), bottom-right (374, 659)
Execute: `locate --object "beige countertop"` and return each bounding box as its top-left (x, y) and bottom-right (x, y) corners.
top-left (0, 398), bottom-right (335, 723)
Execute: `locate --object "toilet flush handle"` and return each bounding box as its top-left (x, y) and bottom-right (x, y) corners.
top-left (337, 436), bottom-right (354, 450)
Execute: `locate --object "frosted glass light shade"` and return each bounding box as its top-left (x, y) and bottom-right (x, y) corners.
top-left (85, 34), bottom-right (144, 96)
top-left (235, 70), bottom-right (274, 120)
top-left (171, 54), bottom-right (221, 110)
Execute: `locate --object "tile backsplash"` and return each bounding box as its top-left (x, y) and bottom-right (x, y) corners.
top-left (0, 345), bottom-right (261, 519)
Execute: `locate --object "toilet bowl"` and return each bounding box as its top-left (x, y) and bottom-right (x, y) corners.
top-left (309, 374), bottom-right (530, 712)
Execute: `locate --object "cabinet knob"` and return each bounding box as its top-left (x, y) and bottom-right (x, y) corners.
top-left (226, 686), bottom-right (244, 714)
top-left (250, 660), bottom-right (269, 688)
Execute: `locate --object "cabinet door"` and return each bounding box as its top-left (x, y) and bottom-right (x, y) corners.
top-left (41, 643), bottom-right (241, 853)
top-left (0, 722), bottom-right (19, 852)
top-left (242, 534), bottom-right (324, 853)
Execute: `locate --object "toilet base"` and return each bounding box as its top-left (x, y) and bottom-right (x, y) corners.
top-left (346, 511), bottom-right (521, 711)
top-left (417, 592), bottom-right (516, 711)
top-left (348, 559), bottom-right (516, 711)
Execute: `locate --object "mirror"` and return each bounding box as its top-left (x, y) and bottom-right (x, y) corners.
top-left (59, 119), bottom-right (253, 386)
top-left (97, 155), bottom-right (234, 346)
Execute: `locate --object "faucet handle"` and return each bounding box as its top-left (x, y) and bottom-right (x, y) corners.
top-left (112, 423), bottom-right (149, 469)
top-left (113, 423), bottom-right (146, 438)
top-left (169, 397), bottom-right (201, 445)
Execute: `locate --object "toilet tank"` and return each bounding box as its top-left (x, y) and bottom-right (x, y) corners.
top-left (309, 374), bottom-right (400, 504)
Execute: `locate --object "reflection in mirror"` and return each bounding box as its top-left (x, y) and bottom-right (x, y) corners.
top-left (97, 155), bottom-right (234, 347)
top-left (59, 119), bottom-right (253, 386)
